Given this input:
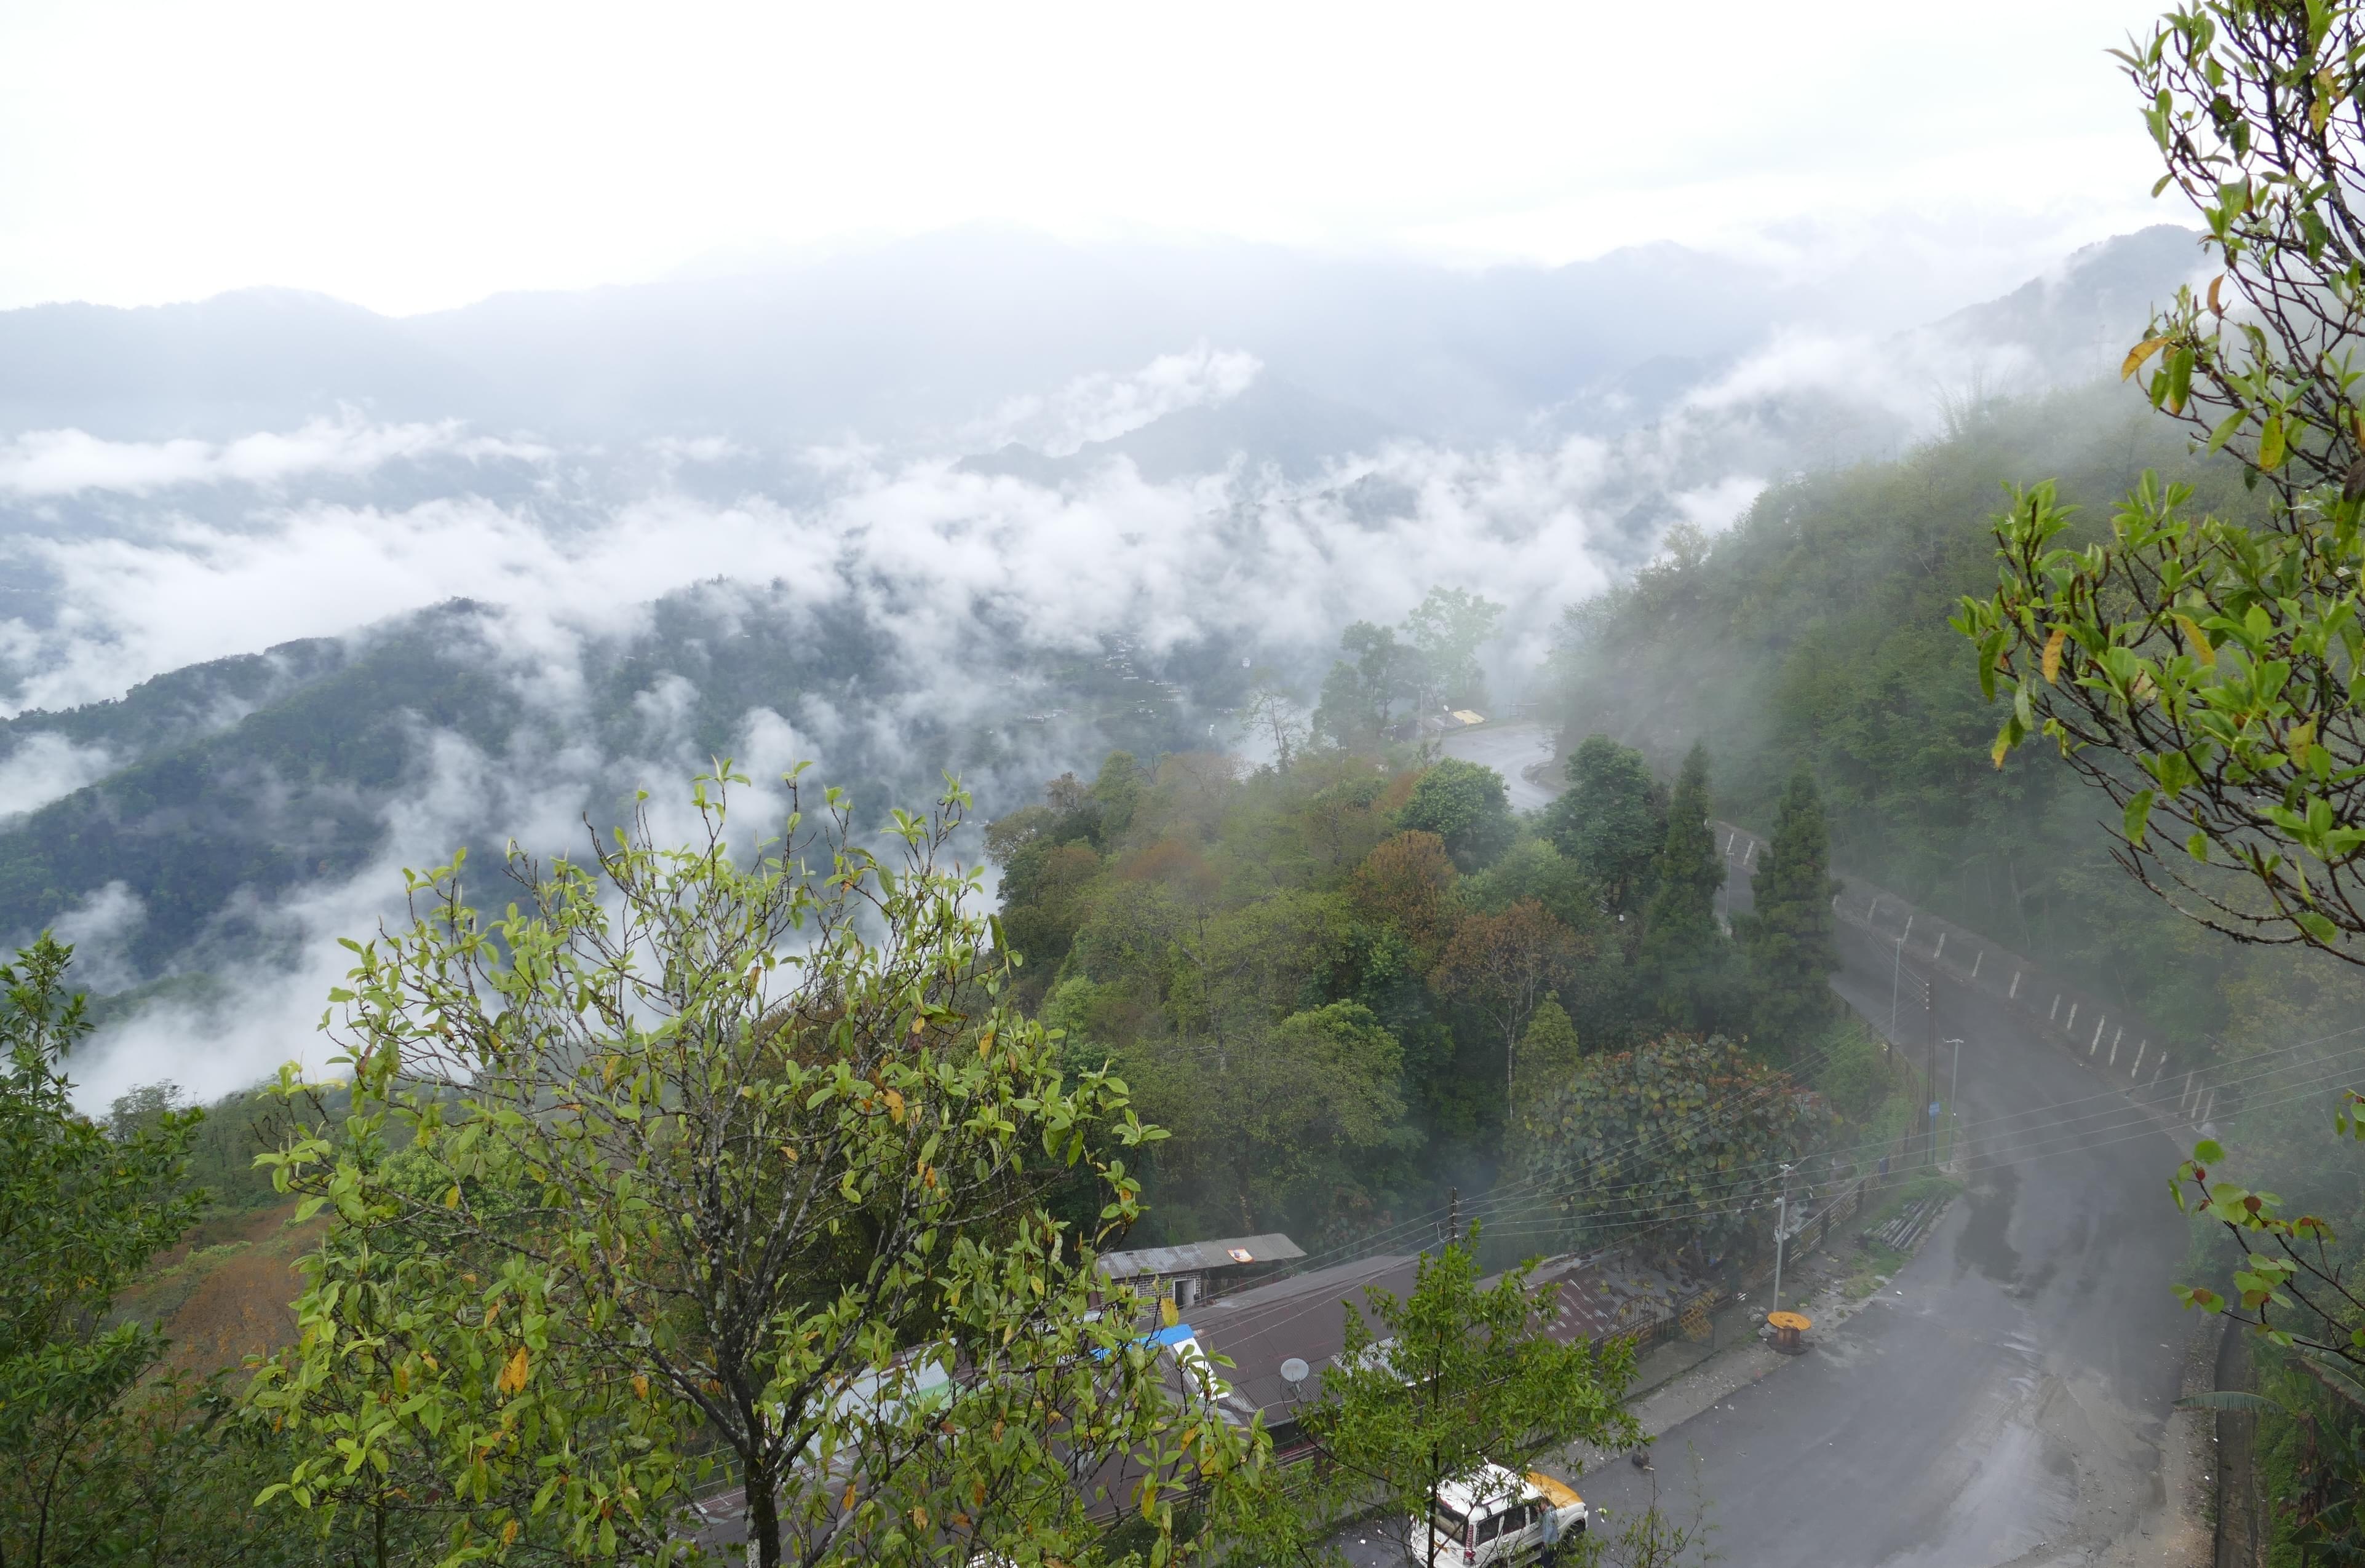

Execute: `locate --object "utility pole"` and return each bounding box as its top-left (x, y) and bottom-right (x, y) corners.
top-left (1446, 1186), bottom-right (1460, 1247)
top-left (1924, 974), bottom-right (1939, 1167)
top-left (1771, 1163), bottom-right (1795, 1316)
top-left (1943, 1038), bottom-right (1965, 1166)
top-left (1949, 1040), bottom-right (1968, 1163)
top-left (1890, 932), bottom-right (1906, 1041)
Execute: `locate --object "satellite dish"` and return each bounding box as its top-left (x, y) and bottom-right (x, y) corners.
top-left (1279, 1357), bottom-right (1310, 1394)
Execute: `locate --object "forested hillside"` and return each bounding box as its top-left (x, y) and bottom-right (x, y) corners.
top-left (985, 705), bottom-right (1890, 1256)
top-left (0, 587), bottom-right (1240, 989)
top-left (1549, 381), bottom-right (2265, 1039)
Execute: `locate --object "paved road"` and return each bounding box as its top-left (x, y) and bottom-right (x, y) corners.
top-left (1438, 722), bottom-right (1559, 814)
top-left (1568, 922), bottom-right (2193, 1566)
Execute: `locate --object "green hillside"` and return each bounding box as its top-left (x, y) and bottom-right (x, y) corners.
top-left (1549, 381), bottom-right (2262, 1035)
top-left (0, 588), bottom-right (1242, 982)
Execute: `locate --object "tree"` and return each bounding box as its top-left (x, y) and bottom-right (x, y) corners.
top-left (1739, 769), bottom-right (1842, 1053)
top-left (1512, 1034), bottom-right (1828, 1261)
top-left (2170, 1112), bottom-right (2365, 1558)
top-left (1239, 673), bottom-right (1311, 770)
top-left (1512, 996), bottom-right (1583, 1096)
top-left (1957, 1), bottom-right (2365, 959)
top-left (1636, 745), bottom-right (1736, 1032)
top-left (1586, 1453), bottom-right (1719, 1568)
top-left (1402, 587), bottom-right (1506, 712)
top-left (1430, 901), bottom-right (1587, 1101)
top-left (1233, 1003), bottom-right (1414, 1235)
top-left (0, 935), bottom-right (210, 1568)
top-left (1399, 758), bottom-right (1516, 871)
top-left (1349, 831), bottom-right (1462, 967)
top-left (1212, 1230), bottom-right (1636, 1568)
top-left (1505, 997), bottom-right (1585, 1169)
top-left (249, 770), bottom-right (1252, 1568)
top-left (1541, 737), bottom-right (1666, 921)
top-left (1091, 750), bottom-right (1145, 841)
top-left (1314, 622), bottom-right (1412, 748)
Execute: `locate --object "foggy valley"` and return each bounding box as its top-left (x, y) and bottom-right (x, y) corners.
top-left (4, 5), bottom-right (2361, 1567)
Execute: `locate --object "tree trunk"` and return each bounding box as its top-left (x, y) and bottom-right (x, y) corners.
top-left (745, 1462), bottom-right (781, 1568)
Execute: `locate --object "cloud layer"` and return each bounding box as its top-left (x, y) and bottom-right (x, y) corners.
top-left (0, 413), bottom-right (551, 497)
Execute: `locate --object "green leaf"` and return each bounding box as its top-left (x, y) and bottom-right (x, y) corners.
top-left (2303, 1356), bottom-right (2365, 1410)
top-left (2260, 412), bottom-right (2287, 469)
top-left (2123, 788), bottom-right (2156, 848)
top-left (2175, 1390), bottom-right (2286, 1413)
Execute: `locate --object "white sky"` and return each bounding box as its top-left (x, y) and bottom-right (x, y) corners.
top-left (0, 0), bottom-right (2174, 316)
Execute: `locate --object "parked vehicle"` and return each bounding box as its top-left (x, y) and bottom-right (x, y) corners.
top-left (1407, 1463), bottom-right (1586, 1566)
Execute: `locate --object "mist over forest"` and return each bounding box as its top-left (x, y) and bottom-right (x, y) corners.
top-left (0, 224), bottom-right (2206, 1106)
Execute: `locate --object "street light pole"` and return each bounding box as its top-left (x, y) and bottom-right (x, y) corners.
top-left (1890, 933), bottom-right (1905, 1041)
top-left (1942, 1038), bottom-right (1964, 1166)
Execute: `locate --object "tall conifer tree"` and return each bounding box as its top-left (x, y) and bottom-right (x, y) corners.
top-left (1743, 767), bottom-right (1842, 1052)
top-left (1637, 743), bottom-right (1734, 1031)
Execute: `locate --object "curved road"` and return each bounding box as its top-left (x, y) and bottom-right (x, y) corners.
top-left (1436, 725), bottom-right (2198, 1567)
top-left (1575, 921), bottom-right (2194, 1567)
top-left (1438, 722), bottom-right (1559, 814)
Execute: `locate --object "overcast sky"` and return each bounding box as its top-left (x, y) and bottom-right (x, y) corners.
top-left (1, 0), bottom-right (2172, 317)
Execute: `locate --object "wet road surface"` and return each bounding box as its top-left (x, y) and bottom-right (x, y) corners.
top-left (1567, 919), bottom-right (2192, 1567)
top-left (1438, 722), bottom-right (1558, 814)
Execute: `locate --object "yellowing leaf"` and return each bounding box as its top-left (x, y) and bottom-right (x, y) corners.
top-left (1160, 1296), bottom-right (1179, 1328)
top-left (2208, 274), bottom-right (2225, 317)
top-left (2122, 335), bottom-right (2171, 381)
top-left (2260, 413), bottom-right (2287, 469)
top-left (2289, 718), bottom-right (2317, 753)
top-left (496, 1345), bottom-right (530, 1397)
top-left (779, 1143), bottom-right (798, 1162)
top-left (1990, 732), bottom-right (2010, 770)
top-left (2176, 614), bottom-right (2217, 665)
top-left (502, 1518), bottom-right (519, 1546)
top-left (445, 1184), bottom-right (462, 1209)
top-left (632, 1374), bottom-right (649, 1400)
top-left (883, 1088), bottom-right (905, 1124)
top-left (2041, 626), bottom-right (2067, 684)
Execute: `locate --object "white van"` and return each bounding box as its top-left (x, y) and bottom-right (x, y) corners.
top-left (1407, 1463), bottom-right (1587, 1566)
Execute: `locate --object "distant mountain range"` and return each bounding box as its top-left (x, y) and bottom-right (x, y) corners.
top-left (0, 221), bottom-right (2216, 1099)
top-left (0, 226), bottom-right (2207, 452)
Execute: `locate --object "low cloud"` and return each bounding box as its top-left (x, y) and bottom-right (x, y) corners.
top-left (0, 421), bottom-right (1651, 718)
top-left (50, 880), bottom-right (146, 994)
top-left (0, 731), bottom-right (116, 815)
top-left (972, 344), bottom-right (1263, 456)
top-left (0, 413), bottom-right (552, 497)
